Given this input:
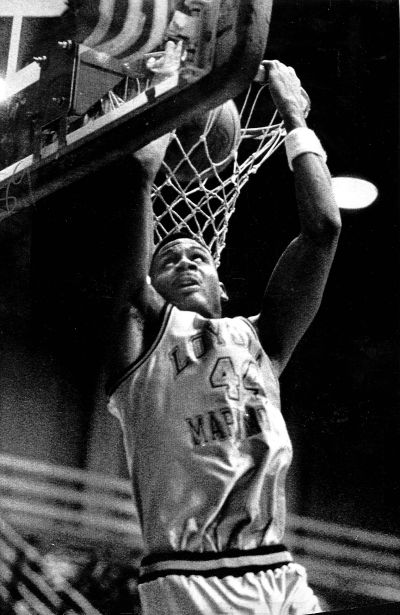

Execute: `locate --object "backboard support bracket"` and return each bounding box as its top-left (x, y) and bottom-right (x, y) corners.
top-left (0, 0), bottom-right (274, 217)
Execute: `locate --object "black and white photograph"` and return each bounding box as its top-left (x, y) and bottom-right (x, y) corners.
top-left (0, 1), bottom-right (398, 614)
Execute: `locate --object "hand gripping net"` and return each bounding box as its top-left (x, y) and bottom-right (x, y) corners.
top-left (151, 73), bottom-right (287, 268)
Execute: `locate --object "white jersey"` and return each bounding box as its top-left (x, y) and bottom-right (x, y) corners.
top-left (108, 304), bottom-right (293, 555)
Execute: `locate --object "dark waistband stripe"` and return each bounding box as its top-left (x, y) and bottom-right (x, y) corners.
top-left (139, 546), bottom-right (293, 584)
top-left (141, 544), bottom-right (289, 567)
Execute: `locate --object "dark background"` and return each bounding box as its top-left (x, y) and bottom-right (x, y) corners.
top-left (0, 0), bottom-right (398, 539)
top-left (221, 0), bottom-right (399, 534)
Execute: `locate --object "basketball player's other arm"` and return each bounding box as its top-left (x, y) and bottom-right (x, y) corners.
top-left (255, 152), bottom-right (341, 376)
top-left (112, 162), bottom-right (157, 310)
top-left (113, 138), bottom-right (169, 312)
top-left (107, 137), bottom-right (169, 379)
top-left (253, 60), bottom-right (341, 376)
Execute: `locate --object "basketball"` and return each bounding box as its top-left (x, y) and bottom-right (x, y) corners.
top-left (163, 99), bottom-right (241, 183)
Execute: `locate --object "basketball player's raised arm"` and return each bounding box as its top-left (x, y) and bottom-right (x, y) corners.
top-left (106, 136), bottom-right (169, 381)
top-left (253, 61), bottom-right (341, 376)
top-left (113, 137), bottom-right (169, 312)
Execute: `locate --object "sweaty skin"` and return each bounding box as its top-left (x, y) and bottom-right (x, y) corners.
top-left (150, 238), bottom-right (227, 318)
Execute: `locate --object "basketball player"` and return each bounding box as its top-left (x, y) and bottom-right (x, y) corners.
top-left (106, 60), bottom-right (341, 614)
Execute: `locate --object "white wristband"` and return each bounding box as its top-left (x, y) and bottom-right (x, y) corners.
top-left (284, 127), bottom-right (327, 171)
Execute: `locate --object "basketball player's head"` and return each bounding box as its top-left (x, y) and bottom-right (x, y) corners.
top-left (150, 231), bottom-right (228, 318)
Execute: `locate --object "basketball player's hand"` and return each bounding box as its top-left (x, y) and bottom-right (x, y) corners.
top-left (131, 132), bottom-right (171, 185)
top-left (262, 60), bottom-right (309, 131)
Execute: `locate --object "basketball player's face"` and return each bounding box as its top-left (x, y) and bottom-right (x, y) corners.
top-left (151, 239), bottom-right (226, 317)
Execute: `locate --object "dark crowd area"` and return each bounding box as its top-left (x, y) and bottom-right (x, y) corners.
top-left (1, 545), bottom-right (141, 615)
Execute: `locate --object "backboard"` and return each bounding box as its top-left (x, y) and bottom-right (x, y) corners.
top-left (0, 0), bottom-right (274, 219)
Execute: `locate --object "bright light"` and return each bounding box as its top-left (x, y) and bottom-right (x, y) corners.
top-left (0, 78), bottom-right (9, 102)
top-left (331, 176), bottom-right (378, 210)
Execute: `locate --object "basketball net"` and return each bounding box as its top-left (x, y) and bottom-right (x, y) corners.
top-left (92, 40), bottom-right (289, 267)
top-left (151, 76), bottom-right (286, 268)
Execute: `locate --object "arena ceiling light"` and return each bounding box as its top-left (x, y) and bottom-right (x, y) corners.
top-left (331, 176), bottom-right (378, 210)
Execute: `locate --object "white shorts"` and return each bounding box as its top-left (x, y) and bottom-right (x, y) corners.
top-left (138, 546), bottom-right (321, 615)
